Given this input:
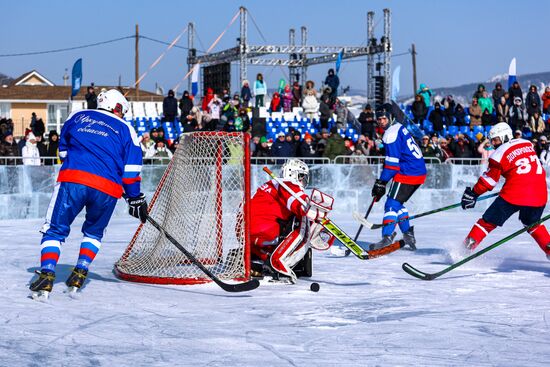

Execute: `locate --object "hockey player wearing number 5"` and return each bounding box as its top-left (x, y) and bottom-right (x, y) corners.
top-left (249, 159), bottom-right (336, 283)
top-left (29, 89), bottom-right (149, 300)
top-left (461, 122), bottom-right (550, 259)
top-left (371, 110), bottom-right (427, 250)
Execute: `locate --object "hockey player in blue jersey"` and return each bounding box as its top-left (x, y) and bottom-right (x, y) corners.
top-left (370, 110), bottom-right (427, 250)
top-left (29, 89), bottom-right (148, 299)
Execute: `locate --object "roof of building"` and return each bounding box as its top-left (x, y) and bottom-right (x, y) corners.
top-left (0, 70), bottom-right (163, 102)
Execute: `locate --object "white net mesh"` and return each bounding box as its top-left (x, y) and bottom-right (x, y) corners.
top-left (115, 132), bottom-right (250, 284)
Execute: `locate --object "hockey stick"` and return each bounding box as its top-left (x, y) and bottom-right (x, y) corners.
top-left (345, 198), bottom-right (377, 257)
top-left (146, 216), bottom-right (260, 292)
top-left (262, 167), bottom-right (404, 260)
top-left (402, 213), bottom-right (550, 280)
top-left (352, 193), bottom-right (499, 230)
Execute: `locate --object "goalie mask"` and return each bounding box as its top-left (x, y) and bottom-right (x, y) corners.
top-left (281, 159), bottom-right (309, 187)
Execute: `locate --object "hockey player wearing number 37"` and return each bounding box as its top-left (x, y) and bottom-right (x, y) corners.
top-left (29, 89), bottom-right (149, 300)
top-left (371, 110), bottom-right (427, 250)
top-left (249, 159), bottom-right (336, 283)
top-left (461, 122), bottom-right (550, 259)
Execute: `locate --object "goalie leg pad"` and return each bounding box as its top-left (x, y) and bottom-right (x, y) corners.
top-left (306, 189), bottom-right (334, 222)
top-left (270, 218), bottom-right (308, 282)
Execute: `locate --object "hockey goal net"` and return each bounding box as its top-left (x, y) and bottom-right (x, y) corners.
top-left (114, 131), bottom-right (251, 284)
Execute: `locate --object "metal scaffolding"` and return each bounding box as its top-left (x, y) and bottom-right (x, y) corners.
top-left (187, 7), bottom-right (392, 103)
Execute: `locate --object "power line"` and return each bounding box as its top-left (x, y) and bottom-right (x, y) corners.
top-left (140, 35), bottom-right (206, 53)
top-left (0, 36), bottom-right (135, 57)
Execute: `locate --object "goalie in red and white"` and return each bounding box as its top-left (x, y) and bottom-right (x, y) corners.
top-left (249, 159), bottom-right (336, 282)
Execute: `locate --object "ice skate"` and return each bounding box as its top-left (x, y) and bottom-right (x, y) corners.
top-left (29, 270), bottom-right (55, 301)
top-left (370, 232), bottom-right (396, 250)
top-left (463, 236), bottom-right (478, 250)
top-left (402, 226), bottom-right (417, 251)
top-left (65, 267), bottom-right (88, 293)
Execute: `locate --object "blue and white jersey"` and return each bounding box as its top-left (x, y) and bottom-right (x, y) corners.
top-left (380, 122), bottom-right (427, 184)
top-left (57, 109), bottom-right (143, 198)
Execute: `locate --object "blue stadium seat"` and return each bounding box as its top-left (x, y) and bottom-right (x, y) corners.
top-left (447, 125), bottom-right (459, 136)
top-left (485, 125), bottom-right (492, 134)
top-left (459, 126), bottom-right (470, 134)
top-left (473, 125), bottom-right (484, 136)
top-left (423, 120), bottom-right (433, 134)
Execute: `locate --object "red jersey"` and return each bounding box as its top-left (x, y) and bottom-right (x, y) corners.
top-left (473, 139), bottom-right (547, 207)
top-left (250, 179), bottom-right (308, 242)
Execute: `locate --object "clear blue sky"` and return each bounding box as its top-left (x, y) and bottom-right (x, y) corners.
top-left (1, 0), bottom-right (548, 97)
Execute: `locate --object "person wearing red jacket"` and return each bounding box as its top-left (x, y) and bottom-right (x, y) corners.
top-left (461, 123), bottom-right (550, 259)
top-left (249, 159), bottom-right (335, 282)
top-left (541, 86), bottom-right (550, 114)
top-left (201, 88), bottom-right (214, 112)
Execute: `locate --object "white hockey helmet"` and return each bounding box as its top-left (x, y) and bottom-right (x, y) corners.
top-left (97, 89), bottom-right (130, 117)
top-left (489, 122), bottom-right (513, 145)
top-left (281, 159), bottom-right (310, 187)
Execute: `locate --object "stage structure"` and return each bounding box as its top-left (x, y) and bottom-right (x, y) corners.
top-left (187, 7), bottom-right (392, 106)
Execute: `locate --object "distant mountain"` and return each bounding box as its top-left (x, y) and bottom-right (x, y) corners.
top-left (0, 72), bottom-right (13, 86)
top-left (404, 71), bottom-right (550, 106)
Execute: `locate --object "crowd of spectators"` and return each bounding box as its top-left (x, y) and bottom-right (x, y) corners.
top-left (3, 73), bottom-right (550, 166)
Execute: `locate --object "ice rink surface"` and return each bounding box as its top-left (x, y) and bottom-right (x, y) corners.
top-left (1, 212), bottom-right (550, 366)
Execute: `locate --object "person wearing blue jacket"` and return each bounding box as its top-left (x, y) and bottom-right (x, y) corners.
top-left (29, 89), bottom-right (148, 299)
top-left (371, 109), bottom-right (427, 251)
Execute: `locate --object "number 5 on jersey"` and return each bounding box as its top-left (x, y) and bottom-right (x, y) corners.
top-left (407, 138), bottom-right (423, 159)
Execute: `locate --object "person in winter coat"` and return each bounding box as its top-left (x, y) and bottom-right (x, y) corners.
top-left (491, 82), bottom-right (505, 110)
top-left (537, 136), bottom-right (550, 165)
top-left (509, 97), bottom-right (527, 132)
top-left (478, 91), bottom-right (494, 114)
top-left (35, 135), bottom-right (47, 158)
top-left (162, 90), bottom-right (178, 122)
top-left (411, 94), bottom-right (428, 123)
top-left (254, 73), bottom-right (267, 107)
top-left (201, 88), bottom-right (214, 112)
top-left (253, 137), bottom-right (271, 157)
top-left (30, 114), bottom-right (45, 139)
top-left (179, 91), bottom-right (194, 121)
top-left (234, 108), bottom-right (251, 133)
top-left (508, 81), bottom-right (523, 105)
top-left (438, 137), bottom-right (453, 162)
top-left (473, 84), bottom-right (486, 100)
top-left (85, 86), bottom-right (98, 109)
top-left (241, 80), bottom-right (252, 108)
top-left (417, 83), bottom-right (433, 107)
top-left (542, 87), bottom-right (550, 114)
top-left (302, 81), bottom-right (319, 120)
top-left (481, 108), bottom-right (495, 127)
top-left (323, 127), bottom-right (347, 161)
top-left (468, 98), bottom-right (482, 127)
top-left (449, 134), bottom-right (476, 159)
top-left (319, 95), bottom-right (333, 130)
top-left (429, 102), bottom-right (446, 136)
top-left (454, 104), bottom-right (467, 126)
top-left (291, 82), bottom-right (302, 108)
top-left (477, 136), bottom-right (493, 165)
top-left (529, 111), bottom-right (546, 140)
top-left (152, 140), bottom-right (173, 162)
top-left (443, 95), bottom-right (456, 125)
top-left (298, 132), bottom-right (317, 158)
top-left (282, 85), bottom-right (293, 112)
top-left (419, 135), bottom-right (439, 158)
top-left (207, 95), bottom-right (223, 130)
top-left (269, 92), bottom-right (283, 112)
top-left (358, 104), bottom-right (376, 138)
top-left (22, 132), bottom-right (41, 166)
top-left (496, 96), bottom-right (509, 123)
top-left (270, 133), bottom-right (294, 162)
top-left (324, 68), bottom-right (339, 99)
top-left (334, 99), bottom-right (349, 130)
top-left (526, 85), bottom-right (541, 118)
top-left (0, 132), bottom-right (20, 165)
top-left (45, 130), bottom-right (59, 165)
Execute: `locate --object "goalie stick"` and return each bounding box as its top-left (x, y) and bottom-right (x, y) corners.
top-left (402, 213), bottom-right (550, 280)
top-left (263, 167), bottom-right (404, 260)
top-left (146, 216), bottom-right (260, 292)
top-left (352, 192), bottom-right (499, 230)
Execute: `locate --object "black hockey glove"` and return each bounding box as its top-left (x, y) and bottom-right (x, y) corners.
top-left (127, 193), bottom-right (148, 223)
top-left (371, 179), bottom-right (387, 201)
top-left (461, 187), bottom-right (478, 210)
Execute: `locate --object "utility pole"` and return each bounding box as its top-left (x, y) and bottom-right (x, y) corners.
top-left (411, 43), bottom-right (417, 96)
top-left (135, 24), bottom-right (140, 100)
